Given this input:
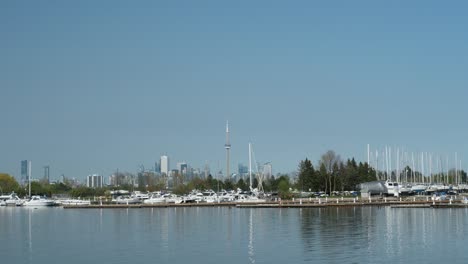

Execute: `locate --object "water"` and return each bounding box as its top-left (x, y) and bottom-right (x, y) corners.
top-left (1, 206), bottom-right (468, 264)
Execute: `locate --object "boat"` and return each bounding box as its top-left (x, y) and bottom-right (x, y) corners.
top-left (143, 193), bottom-right (166, 204)
top-left (236, 194), bottom-right (267, 203)
top-left (112, 195), bottom-right (140, 204)
top-left (24, 195), bottom-right (56, 206)
top-left (2, 192), bottom-right (24, 206)
top-left (56, 199), bottom-right (91, 206)
top-left (384, 181), bottom-right (400, 197)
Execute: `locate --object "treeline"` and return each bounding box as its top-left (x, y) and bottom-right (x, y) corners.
top-left (297, 150), bottom-right (377, 194)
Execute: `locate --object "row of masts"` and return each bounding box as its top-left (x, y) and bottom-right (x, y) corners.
top-left (367, 144), bottom-right (464, 185)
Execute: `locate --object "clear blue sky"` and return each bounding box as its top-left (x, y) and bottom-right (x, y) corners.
top-left (1, 1), bottom-right (467, 181)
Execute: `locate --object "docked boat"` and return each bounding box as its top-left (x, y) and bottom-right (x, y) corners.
top-left (236, 194), bottom-right (267, 203)
top-left (112, 195), bottom-right (140, 204)
top-left (56, 199), bottom-right (91, 206)
top-left (143, 193), bottom-right (166, 204)
top-left (24, 195), bottom-right (56, 206)
top-left (2, 192), bottom-right (24, 206)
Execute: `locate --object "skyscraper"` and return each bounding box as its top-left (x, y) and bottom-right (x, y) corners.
top-left (160, 155), bottom-right (169, 175)
top-left (177, 162), bottom-right (188, 175)
top-left (43, 165), bottom-right (50, 183)
top-left (87, 174), bottom-right (103, 188)
top-left (21, 160), bottom-right (31, 185)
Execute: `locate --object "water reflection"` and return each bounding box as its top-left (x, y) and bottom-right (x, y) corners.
top-left (248, 209), bottom-right (255, 264)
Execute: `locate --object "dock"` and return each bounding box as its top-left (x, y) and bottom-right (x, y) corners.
top-left (62, 197), bottom-right (468, 209)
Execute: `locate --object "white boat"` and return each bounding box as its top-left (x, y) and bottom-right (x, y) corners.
top-left (0, 200), bottom-right (6, 206)
top-left (56, 199), bottom-right (91, 206)
top-left (236, 194), bottom-right (267, 203)
top-left (411, 184), bottom-right (427, 193)
top-left (143, 193), bottom-right (166, 204)
top-left (2, 192), bottom-right (24, 206)
top-left (163, 194), bottom-right (182, 204)
top-left (384, 181), bottom-right (400, 197)
top-left (202, 190), bottom-right (219, 203)
top-left (24, 196), bottom-right (56, 206)
top-left (112, 195), bottom-right (140, 204)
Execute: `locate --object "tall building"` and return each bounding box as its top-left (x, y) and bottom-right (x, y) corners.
top-left (160, 155), bottom-right (169, 175)
top-left (263, 162), bottom-right (272, 179)
top-left (238, 163), bottom-right (248, 177)
top-left (154, 161), bottom-right (161, 174)
top-left (87, 174), bottom-right (103, 188)
top-left (21, 160), bottom-right (31, 185)
top-left (177, 162), bottom-right (188, 175)
top-left (43, 166), bottom-right (50, 183)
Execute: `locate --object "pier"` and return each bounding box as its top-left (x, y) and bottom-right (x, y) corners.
top-left (62, 196), bottom-right (468, 209)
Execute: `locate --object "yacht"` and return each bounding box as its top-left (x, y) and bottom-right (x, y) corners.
top-left (2, 192), bottom-right (24, 206)
top-left (236, 194), bottom-right (267, 203)
top-left (112, 195), bottom-right (141, 204)
top-left (143, 193), bottom-right (166, 204)
top-left (24, 196), bottom-right (56, 206)
top-left (384, 181), bottom-right (400, 197)
top-left (56, 199), bottom-right (91, 206)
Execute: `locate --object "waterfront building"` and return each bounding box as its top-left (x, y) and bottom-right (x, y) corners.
top-left (87, 174), bottom-right (103, 188)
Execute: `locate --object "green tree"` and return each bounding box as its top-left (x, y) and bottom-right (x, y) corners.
top-left (0, 173), bottom-right (20, 194)
top-left (278, 177), bottom-right (291, 199)
top-left (236, 178), bottom-right (248, 191)
top-left (297, 158), bottom-right (316, 192)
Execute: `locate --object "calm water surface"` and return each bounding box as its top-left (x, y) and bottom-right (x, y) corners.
top-left (1, 206), bottom-right (468, 264)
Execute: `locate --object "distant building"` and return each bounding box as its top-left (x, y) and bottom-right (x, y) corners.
top-left (263, 162), bottom-right (272, 179)
top-left (238, 163), bottom-right (248, 177)
top-left (43, 166), bottom-right (50, 183)
top-left (160, 155), bottom-right (169, 175)
top-left (87, 174), bottom-right (103, 188)
top-left (21, 160), bottom-right (31, 185)
top-left (177, 162), bottom-right (188, 176)
top-left (154, 161), bottom-right (161, 174)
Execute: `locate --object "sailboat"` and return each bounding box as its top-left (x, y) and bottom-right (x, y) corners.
top-left (236, 143), bottom-right (267, 203)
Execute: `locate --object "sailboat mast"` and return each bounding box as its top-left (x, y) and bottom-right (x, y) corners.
top-left (28, 160), bottom-right (31, 198)
top-left (249, 143), bottom-right (252, 190)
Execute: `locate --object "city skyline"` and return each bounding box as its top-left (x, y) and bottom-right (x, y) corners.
top-left (2, 1), bottom-right (468, 181)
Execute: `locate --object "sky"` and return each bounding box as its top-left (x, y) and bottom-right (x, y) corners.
top-left (1, 1), bottom-right (468, 182)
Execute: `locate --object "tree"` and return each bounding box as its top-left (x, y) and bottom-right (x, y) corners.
top-left (236, 178), bottom-right (248, 191)
top-left (320, 150), bottom-right (341, 195)
top-left (0, 173), bottom-right (20, 194)
top-left (297, 158), bottom-right (316, 192)
top-left (277, 176), bottom-right (291, 199)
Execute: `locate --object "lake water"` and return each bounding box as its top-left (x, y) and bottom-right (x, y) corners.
top-left (1, 206), bottom-right (468, 264)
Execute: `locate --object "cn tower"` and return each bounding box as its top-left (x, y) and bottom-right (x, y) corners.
top-left (225, 121), bottom-right (231, 179)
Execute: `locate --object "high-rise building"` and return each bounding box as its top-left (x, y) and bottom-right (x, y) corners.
top-left (160, 155), bottom-right (169, 175)
top-left (154, 161), bottom-right (161, 174)
top-left (21, 160), bottom-right (31, 185)
top-left (238, 163), bottom-right (248, 177)
top-left (177, 162), bottom-right (188, 175)
top-left (43, 166), bottom-right (50, 183)
top-left (87, 174), bottom-right (103, 188)
top-left (263, 162), bottom-right (272, 179)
